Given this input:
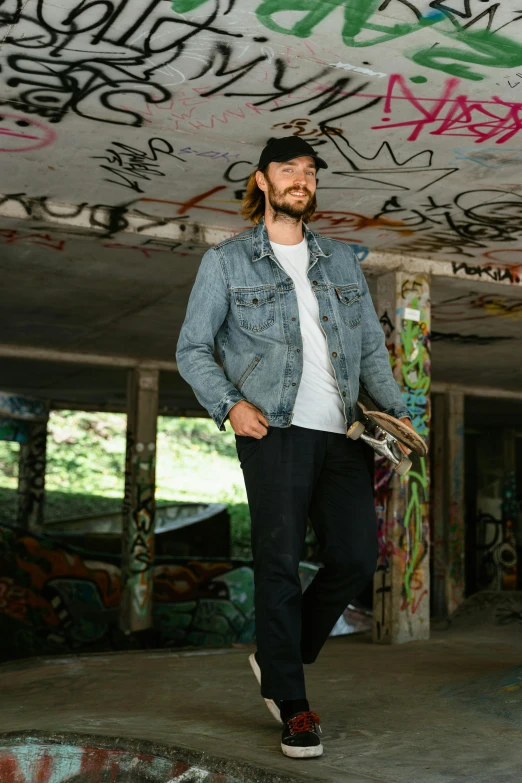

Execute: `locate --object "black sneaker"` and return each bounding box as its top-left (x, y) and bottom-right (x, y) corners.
top-left (248, 652), bottom-right (282, 723)
top-left (281, 711), bottom-right (323, 758)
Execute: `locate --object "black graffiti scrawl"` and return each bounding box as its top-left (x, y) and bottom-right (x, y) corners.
top-left (0, 0), bottom-right (383, 126)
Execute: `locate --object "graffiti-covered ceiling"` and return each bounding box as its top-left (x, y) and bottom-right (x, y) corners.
top-left (2, 0), bottom-right (522, 271)
top-left (1, 0), bottom-right (522, 408)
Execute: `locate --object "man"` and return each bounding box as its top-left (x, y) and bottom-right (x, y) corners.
top-left (176, 136), bottom-right (414, 759)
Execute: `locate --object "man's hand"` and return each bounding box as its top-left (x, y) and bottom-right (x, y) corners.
top-left (229, 400), bottom-right (269, 439)
top-left (398, 417), bottom-right (416, 455)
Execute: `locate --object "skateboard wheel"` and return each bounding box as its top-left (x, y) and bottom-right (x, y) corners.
top-left (347, 421), bottom-right (365, 440)
top-left (395, 457), bottom-right (412, 476)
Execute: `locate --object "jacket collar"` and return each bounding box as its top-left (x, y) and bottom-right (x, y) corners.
top-left (251, 219), bottom-right (331, 262)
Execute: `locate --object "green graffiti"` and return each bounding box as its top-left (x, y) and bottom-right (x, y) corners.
top-left (402, 457), bottom-right (428, 606)
top-left (401, 330), bottom-right (429, 434)
top-left (256, 0), bottom-right (344, 37)
top-left (171, 0), bottom-right (209, 12)
top-left (399, 287), bottom-right (430, 609)
top-left (167, 0), bottom-right (522, 81)
top-left (254, 0), bottom-right (522, 81)
top-left (411, 28), bottom-right (522, 82)
top-left (255, 0), bottom-right (437, 47)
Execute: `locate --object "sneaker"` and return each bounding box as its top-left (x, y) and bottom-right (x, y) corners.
top-left (281, 711), bottom-right (323, 758)
top-left (248, 652), bottom-right (282, 723)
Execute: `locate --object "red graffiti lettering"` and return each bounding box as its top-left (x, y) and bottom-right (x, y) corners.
top-left (368, 74), bottom-right (522, 144)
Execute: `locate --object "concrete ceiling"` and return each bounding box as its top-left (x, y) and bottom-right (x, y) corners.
top-left (1, 0), bottom-right (522, 410)
top-left (1, 225), bottom-right (521, 410)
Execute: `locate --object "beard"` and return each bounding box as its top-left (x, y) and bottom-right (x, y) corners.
top-left (265, 175), bottom-right (314, 221)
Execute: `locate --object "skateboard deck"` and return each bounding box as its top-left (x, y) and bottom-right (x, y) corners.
top-left (357, 403), bottom-right (428, 457)
top-left (347, 402), bottom-right (427, 475)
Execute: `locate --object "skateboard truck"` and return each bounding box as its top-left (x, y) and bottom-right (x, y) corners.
top-left (347, 402), bottom-right (427, 476)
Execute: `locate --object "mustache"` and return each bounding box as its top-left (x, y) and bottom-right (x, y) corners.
top-left (283, 187), bottom-right (312, 196)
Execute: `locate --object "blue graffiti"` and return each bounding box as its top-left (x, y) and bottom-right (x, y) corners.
top-left (349, 244), bottom-right (369, 262)
top-left (453, 148), bottom-right (522, 169)
top-left (402, 389), bottom-right (429, 438)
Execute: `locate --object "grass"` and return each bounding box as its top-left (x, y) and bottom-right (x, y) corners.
top-left (0, 411), bottom-right (252, 557)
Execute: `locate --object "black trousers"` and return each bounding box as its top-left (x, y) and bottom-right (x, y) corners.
top-left (235, 425), bottom-right (377, 701)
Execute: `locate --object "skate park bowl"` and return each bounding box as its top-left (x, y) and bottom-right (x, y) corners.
top-left (0, 733), bottom-right (254, 783)
top-left (43, 502), bottom-right (230, 558)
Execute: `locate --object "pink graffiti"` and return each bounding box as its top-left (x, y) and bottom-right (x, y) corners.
top-left (0, 112), bottom-right (56, 153)
top-left (369, 75), bottom-right (522, 144)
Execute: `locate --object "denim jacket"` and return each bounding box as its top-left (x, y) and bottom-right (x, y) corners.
top-left (176, 220), bottom-right (410, 431)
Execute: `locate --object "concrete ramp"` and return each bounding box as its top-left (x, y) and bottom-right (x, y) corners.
top-left (449, 591), bottom-right (522, 630)
top-left (2, 627), bottom-right (522, 783)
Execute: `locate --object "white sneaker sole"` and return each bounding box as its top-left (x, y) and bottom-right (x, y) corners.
top-left (248, 653), bottom-right (282, 724)
top-left (281, 742), bottom-right (324, 758)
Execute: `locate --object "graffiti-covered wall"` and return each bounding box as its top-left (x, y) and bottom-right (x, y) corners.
top-left (1, 0), bottom-right (522, 278)
top-left (0, 522), bottom-right (256, 660)
top-left (0, 521), bottom-right (369, 660)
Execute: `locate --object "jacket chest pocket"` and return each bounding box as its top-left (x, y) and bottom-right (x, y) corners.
top-left (233, 286), bottom-right (276, 333)
top-left (335, 285), bottom-right (361, 329)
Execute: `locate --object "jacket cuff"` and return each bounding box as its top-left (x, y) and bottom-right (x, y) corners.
top-left (387, 405), bottom-right (411, 421)
top-left (212, 390), bottom-right (246, 431)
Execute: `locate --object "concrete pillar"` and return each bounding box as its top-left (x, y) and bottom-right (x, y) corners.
top-left (0, 392), bottom-right (49, 530)
top-left (501, 429), bottom-right (518, 590)
top-left (17, 419), bottom-right (49, 530)
top-left (431, 392), bottom-right (465, 617)
top-left (373, 272), bottom-right (431, 644)
top-left (120, 368), bottom-right (159, 634)
top-left (446, 392), bottom-right (465, 611)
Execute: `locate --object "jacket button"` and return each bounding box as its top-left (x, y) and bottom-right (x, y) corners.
top-left (252, 298), bottom-right (258, 304)
top-left (292, 317), bottom-right (296, 321)
top-left (286, 277), bottom-right (291, 282)
top-left (322, 316), bottom-right (328, 321)
top-left (342, 391), bottom-right (346, 397)
top-left (313, 281), bottom-right (318, 285)
top-left (292, 382), bottom-right (296, 386)
top-left (332, 352), bottom-right (337, 358)
top-left (296, 349), bottom-right (300, 353)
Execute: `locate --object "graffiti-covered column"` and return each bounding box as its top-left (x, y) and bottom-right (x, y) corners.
top-left (0, 391), bottom-right (51, 531)
top-left (120, 368), bottom-right (159, 634)
top-left (373, 273), bottom-right (431, 644)
top-left (17, 419), bottom-right (49, 530)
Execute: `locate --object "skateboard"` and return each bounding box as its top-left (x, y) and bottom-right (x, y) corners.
top-left (347, 402), bottom-right (427, 476)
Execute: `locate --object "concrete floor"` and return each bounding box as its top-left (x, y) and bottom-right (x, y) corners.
top-left (1, 620), bottom-right (522, 783)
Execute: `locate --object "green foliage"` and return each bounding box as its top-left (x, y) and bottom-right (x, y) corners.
top-left (0, 411), bottom-right (251, 557)
top-left (0, 441), bottom-right (17, 480)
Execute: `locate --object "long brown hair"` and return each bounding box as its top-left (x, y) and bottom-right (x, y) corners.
top-left (240, 167), bottom-right (317, 224)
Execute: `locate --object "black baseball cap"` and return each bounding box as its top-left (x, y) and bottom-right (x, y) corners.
top-left (257, 136), bottom-right (328, 171)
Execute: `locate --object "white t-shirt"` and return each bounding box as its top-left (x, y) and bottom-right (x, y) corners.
top-left (270, 238), bottom-right (346, 435)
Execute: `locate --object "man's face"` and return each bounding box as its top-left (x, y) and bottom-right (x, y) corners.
top-left (258, 156), bottom-right (317, 220)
